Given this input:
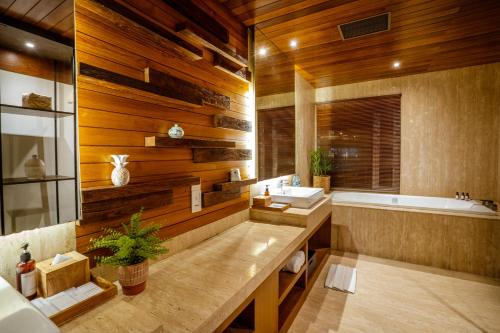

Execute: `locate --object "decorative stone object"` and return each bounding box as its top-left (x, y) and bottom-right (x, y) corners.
top-left (111, 154), bottom-right (130, 187)
top-left (168, 124), bottom-right (184, 138)
top-left (230, 168), bottom-right (241, 181)
top-left (22, 93), bottom-right (52, 110)
top-left (24, 155), bottom-right (46, 179)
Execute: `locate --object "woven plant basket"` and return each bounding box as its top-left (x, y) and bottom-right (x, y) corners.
top-left (313, 175), bottom-right (331, 193)
top-left (118, 260), bottom-right (149, 295)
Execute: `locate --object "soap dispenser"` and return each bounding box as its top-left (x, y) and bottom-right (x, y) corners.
top-left (16, 243), bottom-right (37, 300)
top-left (264, 185), bottom-right (270, 196)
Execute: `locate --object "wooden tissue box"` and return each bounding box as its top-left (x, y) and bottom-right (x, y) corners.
top-left (37, 251), bottom-right (90, 298)
top-left (22, 93), bottom-right (52, 110)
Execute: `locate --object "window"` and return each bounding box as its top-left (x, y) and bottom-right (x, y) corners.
top-left (316, 95), bottom-right (401, 193)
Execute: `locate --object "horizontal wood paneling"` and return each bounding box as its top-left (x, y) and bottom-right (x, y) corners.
top-left (75, 0), bottom-right (250, 253)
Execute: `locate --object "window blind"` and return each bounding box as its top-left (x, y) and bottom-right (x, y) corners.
top-left (316, 95), bottom-right (401, 193)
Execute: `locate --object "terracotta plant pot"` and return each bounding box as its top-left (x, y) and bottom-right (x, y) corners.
top-left (118, 260), bottom-right (149, 295)
top-left (313, 175), bottom-right (331, 193)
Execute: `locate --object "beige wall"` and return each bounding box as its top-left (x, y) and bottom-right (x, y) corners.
top-left (316, 63), bottom-right (500, 202)
top-left (295, 71), bottom-right (316, 187)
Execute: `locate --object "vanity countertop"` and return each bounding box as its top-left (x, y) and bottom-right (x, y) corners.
top-left (250, 194), bottom-right (333, 227)
top-left (60, 217), bottom-right (326, 333)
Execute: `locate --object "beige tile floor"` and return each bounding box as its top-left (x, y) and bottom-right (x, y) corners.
top-left (289, 252), bottom-right (500, 333)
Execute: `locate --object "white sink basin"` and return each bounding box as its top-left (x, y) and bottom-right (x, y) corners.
top-left (270, 186), bottom-right (325, 208)
top-left (0, 276), bottom-right (59, 333)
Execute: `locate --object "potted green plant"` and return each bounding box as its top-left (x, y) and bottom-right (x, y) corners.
top-left (310, 148), bottom-right (332, 193)
top-left (90, 210), bottom-right (167, 295)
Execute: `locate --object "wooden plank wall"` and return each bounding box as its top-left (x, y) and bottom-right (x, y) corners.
top-left (75, 0), bottom-right (251, 253)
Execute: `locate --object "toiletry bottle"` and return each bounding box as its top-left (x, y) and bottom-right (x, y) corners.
top-left (455, 192), bottom-right (459, 199)
top-left (16, 243), bottom-right (37, 300)
top-left (264, 185), bottom-right (270, 196)
top-left (465, 193), bottom-right (470, 201)
top-left (460, 192), bottom-right (465, 200)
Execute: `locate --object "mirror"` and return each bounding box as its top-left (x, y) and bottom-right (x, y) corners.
top-left (0, 2), bottom-right (77, 235)
top-left (255, 28), bottom-right (296, 181)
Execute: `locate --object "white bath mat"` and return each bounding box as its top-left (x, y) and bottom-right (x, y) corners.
top-left (324, 264), bottom-right (357, 293)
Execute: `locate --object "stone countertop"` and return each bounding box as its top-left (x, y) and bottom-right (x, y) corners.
top-left (61, 221), bottom-right (315, 333)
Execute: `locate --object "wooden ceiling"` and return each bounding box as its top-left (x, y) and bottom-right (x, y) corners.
top-left (221, 0), bottom-right (500, 87)
top-left (0, 0), bottom-right (74, 39)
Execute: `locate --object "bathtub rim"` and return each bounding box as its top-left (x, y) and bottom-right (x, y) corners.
top-left (331, 201), bottom-right (500, 220)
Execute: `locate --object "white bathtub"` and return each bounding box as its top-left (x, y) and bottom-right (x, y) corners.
top-left (331, 191), bottom-right (497, 216)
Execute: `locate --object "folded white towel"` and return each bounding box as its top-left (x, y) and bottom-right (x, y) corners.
top-left (325, 264), bottom-right (357, 293)
top-left (283, 251), bottom-right (305, 273)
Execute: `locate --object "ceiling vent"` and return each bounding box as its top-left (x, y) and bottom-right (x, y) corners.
top-left (338, 13), bottom-right (391, 40)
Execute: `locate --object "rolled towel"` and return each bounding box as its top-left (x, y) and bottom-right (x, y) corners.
top-left (283, 251), bottom-right (305, 273)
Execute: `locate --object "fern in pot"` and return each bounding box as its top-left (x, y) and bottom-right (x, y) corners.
top-left (90, 210), bottom-right (167, 295)
top-left (310, 148), bottom-right (333, 193)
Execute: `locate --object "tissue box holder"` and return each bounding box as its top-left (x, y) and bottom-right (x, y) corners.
top-left (37, 251), bottom-right (90, 298)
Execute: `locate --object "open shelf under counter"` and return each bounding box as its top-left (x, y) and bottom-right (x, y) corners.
top-left (2, 175), bottom-right (75, 185)
top-left (0, 104), bottom-right (74, 118)
top-left (307, 248), bottom-right (330, 281)
top-left (278, 264), bottom-right (307, 304)
top-left (278, 284), bottom-right (306, 332)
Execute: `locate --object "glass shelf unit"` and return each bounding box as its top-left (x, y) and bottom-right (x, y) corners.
top-left (0, 25), bottom-right (79, 235)
top-left (0, 104), bottom-right (74, 118)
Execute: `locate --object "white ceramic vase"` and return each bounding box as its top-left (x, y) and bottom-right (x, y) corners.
top-left (24, 154), bottom-right (46, 179)
top-left (111, 155), bottom-right (130, 187)
top-left (168, 124), bottom-right (184, 138)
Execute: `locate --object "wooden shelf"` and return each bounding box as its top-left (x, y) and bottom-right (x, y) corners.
top-left (278, 264), bottom-right (307, 304)
top-left (82, 176), bottom-right (200, 203)
top-left (93, 0), bottom-right (203, 60)
top-left (145, 136), bottom-right (236, 148)
top-left (81, 176), bottom-right (200, 222)
top-left (165, 0), bottom-right (230, 43)
top-left (175, 21), bottom-right (247, 68)
top-left (0, 104), bottom-right (74, 118)
top-left (214, 115), bottom-right (252, 132)
top-left (2, 175), bottom-right (75, 185)
top-left (213, 52), bottom-right (251, 82)
top-left (79, 63), bottom-right (204, 108)
top-left (145, 67), bottom-right (230, 110)
top-left (203, 189), bottom-right (241, 208)
top-left (213, 178), bottom-right (257, 192)
top-left (193, 148), bottom-right (252, 163)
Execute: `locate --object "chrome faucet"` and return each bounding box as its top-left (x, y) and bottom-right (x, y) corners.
top-left (279, 179), bottom-right (289, 194)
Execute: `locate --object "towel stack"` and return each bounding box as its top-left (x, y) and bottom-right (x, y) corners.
top-left (283, 251), bottom-right (306, 273)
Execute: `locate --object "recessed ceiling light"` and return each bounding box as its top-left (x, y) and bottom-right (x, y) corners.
top-left (25, 42), bottom-right (35, 49)
top-left (392, 61), bottom-right (401, 69)
top-left (290, 39), bottom-right (298, 48)
top-left (258, 47), bottom-right (267, 56)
